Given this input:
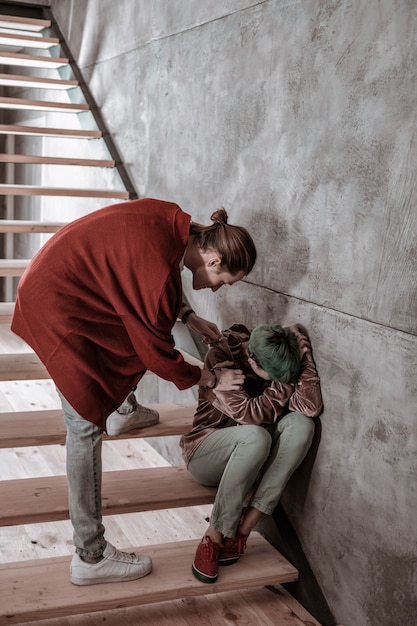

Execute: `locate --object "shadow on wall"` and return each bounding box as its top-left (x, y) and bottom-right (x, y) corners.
top-left (246, 206), bottom-right (311, 293)
top-left (285, 417), bottom-right (323, 506)
top-left (257, 423), bottom-right (335, 625)
top-left (50, 0), bottom-right (92, 66)
top-left (212, 207), bottom-right (311, 328)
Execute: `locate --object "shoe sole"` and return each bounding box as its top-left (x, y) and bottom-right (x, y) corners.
top-left (70, 564), bottom-right (152, 586)
top-left (218, 555), bottom-right (241, 566)
top-left (192, 563), bottom-right (218, 584)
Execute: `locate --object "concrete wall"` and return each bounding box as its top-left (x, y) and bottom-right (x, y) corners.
top-left (15, 0), bottom-right (417, 624)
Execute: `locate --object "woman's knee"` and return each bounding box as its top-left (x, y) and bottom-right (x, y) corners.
top-left (240, 424), bottom-right (272, 456)
top-left (279, 412), bottom-right (315, 446)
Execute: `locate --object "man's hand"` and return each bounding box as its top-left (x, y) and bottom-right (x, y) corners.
top-left (186, 313), bottom-right (222, 344)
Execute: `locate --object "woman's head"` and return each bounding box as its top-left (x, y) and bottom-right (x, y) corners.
top-left (248, 324), bottom-right (301, 383)
top-left (190, 207), bottom-right (257, 276)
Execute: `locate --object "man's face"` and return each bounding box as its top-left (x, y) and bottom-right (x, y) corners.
top-left (192, 262), bottom-right (245, 292)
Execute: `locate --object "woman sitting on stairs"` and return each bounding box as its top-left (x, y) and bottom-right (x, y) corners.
top-left (180, 322), bottom-right (323, 583)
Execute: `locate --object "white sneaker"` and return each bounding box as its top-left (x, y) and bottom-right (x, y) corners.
top-left (70, 542), bottom-right (152, 585)
top-left (106, 392), bottom-right (159, 436)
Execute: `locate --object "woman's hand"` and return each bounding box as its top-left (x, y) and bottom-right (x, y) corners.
top-left (287, 323), bottom-right (310, 355)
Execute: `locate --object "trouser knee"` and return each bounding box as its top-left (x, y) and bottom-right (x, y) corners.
top-left (241, 424), bottom-right (272, 460)
top-left (278, 411), bottom-right (315, 451)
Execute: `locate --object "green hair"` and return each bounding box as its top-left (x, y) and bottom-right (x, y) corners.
top-left (248, 324), bottom-right (301, 383)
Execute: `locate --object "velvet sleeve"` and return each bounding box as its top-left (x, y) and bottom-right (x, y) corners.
top-left (288, 328), bottom-right (323, 417)
top-left (210, 381), bottom-right (296, 425)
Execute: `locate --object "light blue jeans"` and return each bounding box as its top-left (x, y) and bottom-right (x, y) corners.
top-left (58, 390), bottom-right (106, 558)
top-left (187, 412), bottom-right (315, 538)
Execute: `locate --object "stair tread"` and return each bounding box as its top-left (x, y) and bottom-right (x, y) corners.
top-left (0, 465), bottom-right (218, 526)
top-left (0, 153), bottom-right (115, 167)
top-left (0, 123), bottom-right (102, 138)
top-left (0, 351), bottom-right (48, 379)
top-left (0, 220), bottom-right (66, 233)
top-left (0, 259), bottom-right (30, 277)
top-left (0, 95), bottom-right (89, 112)
top-left (0, 301), bottom-right (14, 322)
top-left (0, 50), bottom-right (68, 68)
top-left (0, 72), bottom-right (78, 89)
top-left (0, 401), bottom-right (197, 448)
top-left (0, 32), bottom-right (59, 48)
top-left (0, 351), bottom-right (164, 379)
top-left (0, 184), bottom-right (130, 198)
top-left (0, 14), bottom-right (51, 32)
top-left (0, 533), bottom-right (298, 624)
top-left (0, 349), bottom-right (201, 381)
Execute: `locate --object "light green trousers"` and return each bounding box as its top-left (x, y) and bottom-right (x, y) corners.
top-left (187, 411), bottom-right (314, 538)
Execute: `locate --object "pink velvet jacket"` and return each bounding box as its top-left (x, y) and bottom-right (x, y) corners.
top-left (180, 323), bottom-right (323, 466)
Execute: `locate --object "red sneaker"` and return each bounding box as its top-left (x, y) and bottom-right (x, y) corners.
top-left (192, 536), bottom-right (223, 583)
top-left (218, 534), bottom-right (247, 566)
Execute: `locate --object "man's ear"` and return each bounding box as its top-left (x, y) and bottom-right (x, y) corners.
top-left (207, 254), bottom-right (222, 268)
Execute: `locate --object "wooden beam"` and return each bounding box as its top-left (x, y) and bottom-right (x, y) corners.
top-left (0, 220), bottom-right (65, 234)
top-left (0, 534), bottom-right (298, 624)
top-left (0, 259), bottom-right (30, 277)
top-left (0, 154), bottom-right (115, 167)
top-left (0, 73), bottom-right (78, 90)
top-left (0, 96), bottom-right (89, 113)
top-left (0, 401), bottom-right (197, 448)
top-left (0, 32), bottom-right (59, 48)
top-left (0, 350), bottom-right (200, 381)
top-left (0, 466), bottom-right (218, 525)
top-left (0, 51), bottom-right (68, 69)
top-left (0, 302), bottom-right (14, 323)
top-left (0, 185), bottom-right (129, 198)
top-left (0, 124), bottom-right (102, 139)
top-left (0, 14), bottom-right (51, 32)
top-left (0, 352), bottom-right (48, 379)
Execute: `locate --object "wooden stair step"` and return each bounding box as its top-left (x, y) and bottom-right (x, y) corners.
top-left (0, 13), bottom-right (51, 32)
top-left (0, 185), bottom-right (130, 198)
top-left (0, 401), bottom-right (197, 448)
top-left (0, 533), bottom-right (298, 624)
top-left (0, 32), bottom-right (59, 49)
top-left (0, 351), bottom-right (48, 379)
top-left (0, 349), bottom-right (201, 381)
top-left (0, 301), bottom-right (14, 323)
top-left (0, 259), bottom-right (30, 277)
top-left (0, 123), bottom-right (102, 139)
top-left (0, 153), bottom-right (115, 167)
top-left (0, 50), bottom-right (68, 69)
top-left (0, 351), bottom-right (152, 380)
top-left (0, 465), bottom-right (218, 526)
top-left (0, 95), bottom-right (89, 113)
top-left (0, 72), bottom-right (78, 90)
top-left (0, 220), bottom-right (66, 233)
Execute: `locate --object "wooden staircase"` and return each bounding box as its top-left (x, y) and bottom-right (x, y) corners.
top-left (0, 7), bottom-right (321, 626)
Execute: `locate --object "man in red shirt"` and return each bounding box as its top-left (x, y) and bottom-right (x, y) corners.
top-left (12, 198), bottom-right (257, 585)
